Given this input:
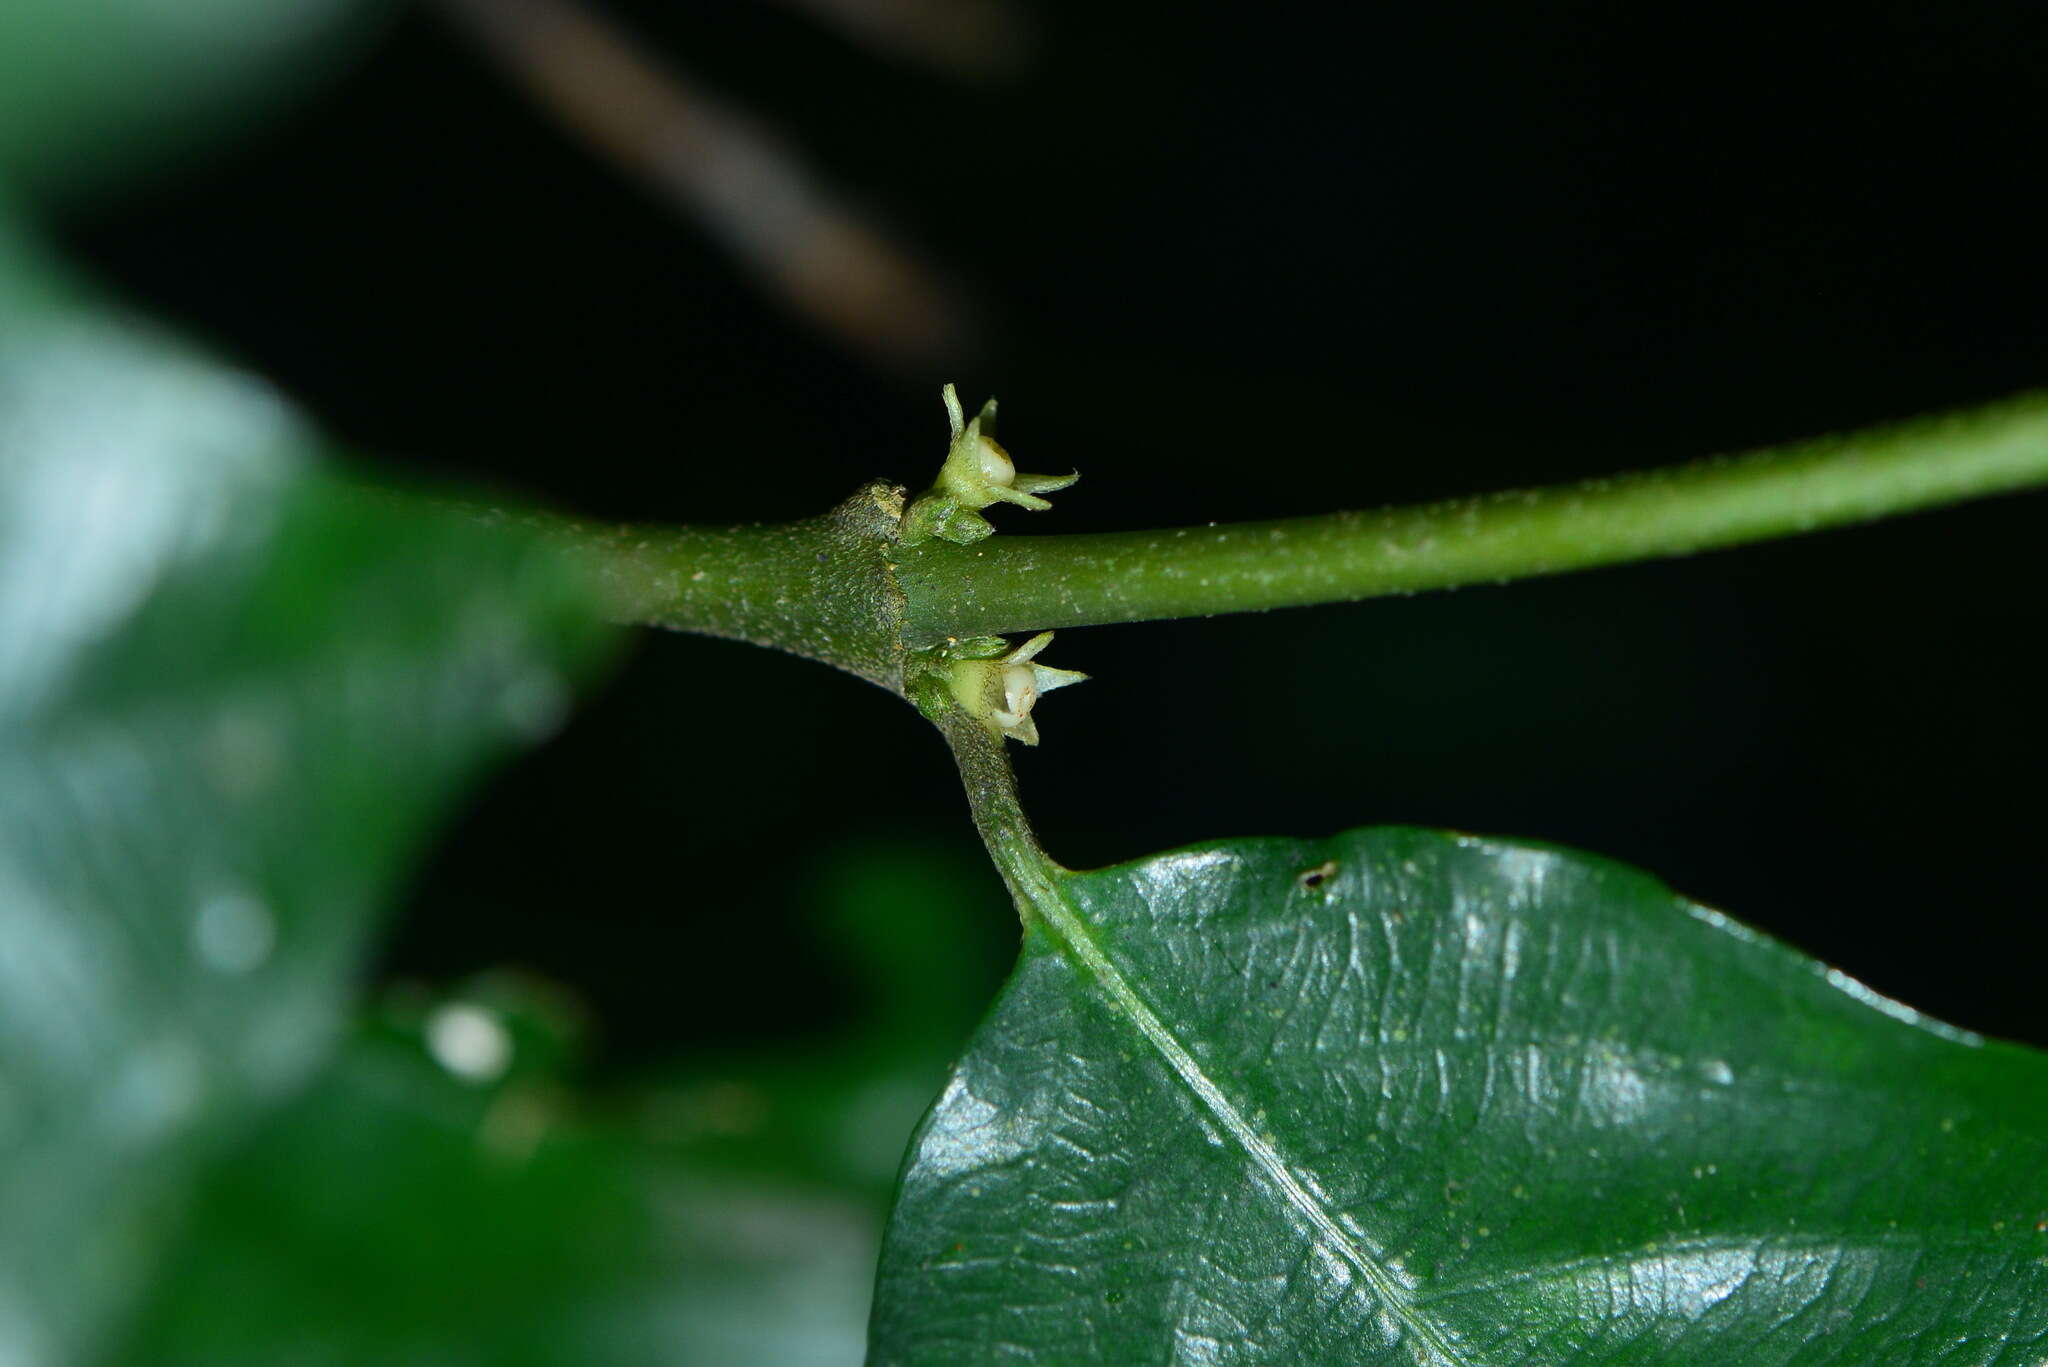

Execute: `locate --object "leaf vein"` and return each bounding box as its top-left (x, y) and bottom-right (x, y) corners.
top-left (1030, 865), bottom-right (1475, 1367)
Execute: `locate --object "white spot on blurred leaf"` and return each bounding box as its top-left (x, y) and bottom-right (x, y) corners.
top-left (497, 669), bottom-right (568, 740)
top-left (102, 1039), bottom-right (205, 1143)
top-left (426, 1003), bottom-right (512, 1085)
top-left (192, 890), bottom-right (274, 975)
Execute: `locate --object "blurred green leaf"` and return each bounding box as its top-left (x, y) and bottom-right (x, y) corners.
top-left (620, 1041), bottom-right (958, 1212)
top-left (609, 838), bottom-right (1011, 1202)
top-left (0, 0), bottom-right (383, 200)
top-left (0, 222), bottom-right (612, 1364)
top-left (871, 828), bottom-right (2048, 1364)
top-left (810, 840), bottom-right (1014, 1050)
top-left (114, 839), bottom-right (1006, 1367)
top-left (121, 1001), bottom-right (881, 1367)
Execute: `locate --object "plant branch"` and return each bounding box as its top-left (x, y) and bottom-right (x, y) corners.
top-left (530, 391), bottom-right (2048, 702)
top-left (535, 480), bottom-right (911, 693)
top-left (895, 392), bottom-right (2048, 645)
top-left (914, 671), bottom-right (1062, 902)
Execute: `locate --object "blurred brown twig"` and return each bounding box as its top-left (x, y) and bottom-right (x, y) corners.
top-left (765, 0), bottom-right (1033, 80)
top-left (434, 0), bottom-right (982, 366)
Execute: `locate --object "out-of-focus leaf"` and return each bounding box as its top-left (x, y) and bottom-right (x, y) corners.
top-left (810, 840), bottom-right (1014, 1050)
top-left (623, 1041), bottom-right (958, 1213)
top-left (120, 841), bottom-right (1013, 1366)
top-left (617, 838), bottom-right (1013, 1201)
top-left (121, 998), bottom-right (880, 1367)
top-left (0, 223), bottom-right (612, 1365)
top-left (871, 828), bottom-right (2048, 1364)
top-left (0, 0), bottom-right (383, 200)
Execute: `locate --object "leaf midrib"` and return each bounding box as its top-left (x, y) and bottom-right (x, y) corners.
top-left (1022, 861), bottom-right (1473, 1367)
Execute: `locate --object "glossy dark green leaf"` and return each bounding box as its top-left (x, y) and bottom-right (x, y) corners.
top-left (871, 828), bottom-right (2048, 1364)
top-left (120, 1006), bottom-right (883, 1367)
top-left (0, 228), bottom-right (611, 1365)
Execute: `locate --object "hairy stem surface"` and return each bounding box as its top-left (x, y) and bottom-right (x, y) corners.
top-left (895, 392), bottom-right (2048, 644)
top-left (542, 479), bottom-right (910, 692)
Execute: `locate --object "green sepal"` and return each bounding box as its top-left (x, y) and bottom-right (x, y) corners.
top-left (934, 631), bottom-right (1088, 748)
top-left (899, 384), bottom-right (1078, 547)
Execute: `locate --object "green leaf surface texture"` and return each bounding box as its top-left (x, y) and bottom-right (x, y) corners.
top-left (0, 253), bottom-right (611, 1363)
top-left (872, 828), bottom-right (2048, 1365)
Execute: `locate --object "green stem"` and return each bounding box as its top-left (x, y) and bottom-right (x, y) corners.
top-left (917, 675), bottom-right (1064, 910)
top-left (539, 479), bottom-right (911, 693)
top-left (895, 392), bottom-right (2048, 645)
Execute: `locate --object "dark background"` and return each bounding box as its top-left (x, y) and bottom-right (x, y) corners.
top-left (54, 0), bottom-right (2048, 1064)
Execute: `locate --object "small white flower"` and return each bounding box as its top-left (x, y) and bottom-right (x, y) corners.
top-left (946, 630), bottom-right (1088, 746)
top-left (903, 385), bottom-right (1079, 545)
